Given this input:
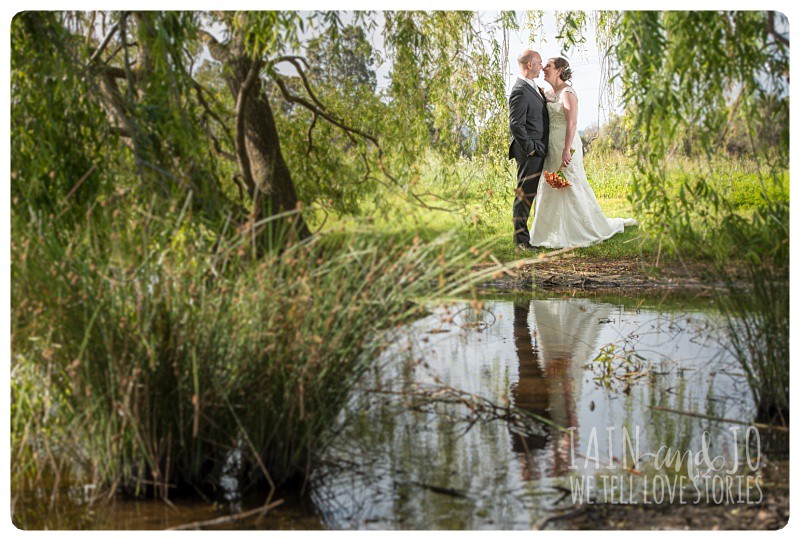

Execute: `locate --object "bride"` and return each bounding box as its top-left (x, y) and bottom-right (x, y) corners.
top-left (529, 57), bottom-right (636, 248)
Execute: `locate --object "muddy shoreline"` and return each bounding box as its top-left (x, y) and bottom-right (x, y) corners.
top-left (478, 255), bottom-right (741, 296)
top-left (539, 457), bottom-right (789, 531)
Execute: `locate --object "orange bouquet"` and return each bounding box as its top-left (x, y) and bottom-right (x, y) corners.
top-left (543, 148), bottom-right (575, 189)
top-left (543, 170), bottom-right (572, 189)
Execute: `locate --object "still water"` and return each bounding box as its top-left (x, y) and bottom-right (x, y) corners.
top-left (311, 295), bottom-right (755, 529)
top-left (13, 294), bottom-right (764, 529)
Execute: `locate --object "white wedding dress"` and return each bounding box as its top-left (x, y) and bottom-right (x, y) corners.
top-left (529, 86), bottom-right (636, 248)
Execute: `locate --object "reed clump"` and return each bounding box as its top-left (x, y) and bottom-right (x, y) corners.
top-left (11, 198), bottom-right (482, 499)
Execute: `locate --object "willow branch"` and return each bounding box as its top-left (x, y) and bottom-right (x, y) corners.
top-left (271, 71), bottom-right (453, 212)
top-left (209, 130), bottom-right (237, 162)
top-left (231, 173), bottom-right (247, 202)
top-left (95, 66), bottom-right (127, 79)
top-left (270, 71), bottom-right (377, 147)
top-left (306, 113), bottom-right (318, 156)
top-left (89, 21), bottom-right (119, 65)
top-left (119, 13), bottom-right (138, 99)
top-left (190, 77), bottom-right (235, 148)
top-left (270, 56), bottom-right (326, 112)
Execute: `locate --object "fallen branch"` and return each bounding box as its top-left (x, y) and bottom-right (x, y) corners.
top-left (166, 498), bottom-right (284, 530)
top-left (397, 480), bottom-right (468, 499)
top-left (534, 507), bottom-right (589, 530)
top-left (650, 406), bottom-right (788, 432)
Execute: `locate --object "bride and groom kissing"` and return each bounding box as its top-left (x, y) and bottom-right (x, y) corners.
top-left (508, 50), bottom-right (635, 251)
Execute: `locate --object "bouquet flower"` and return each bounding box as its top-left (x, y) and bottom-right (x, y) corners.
top-left (543, 148), bottom-right (575, 189)
top-left (543, 170), bottom-right (572, 189)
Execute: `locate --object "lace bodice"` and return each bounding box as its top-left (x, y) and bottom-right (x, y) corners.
top-left (545, 86), bottom-right (578, 130)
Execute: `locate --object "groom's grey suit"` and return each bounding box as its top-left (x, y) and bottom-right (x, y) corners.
top-left (508, 78), bottom-right (549, 245)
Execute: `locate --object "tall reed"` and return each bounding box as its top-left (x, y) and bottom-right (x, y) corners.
top-left (714, 199), bottom-right (789, 425)
top-left (11, 196), bottom-right (485, 499)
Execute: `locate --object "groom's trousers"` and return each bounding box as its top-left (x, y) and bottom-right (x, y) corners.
top-left (512, 152), bottom-right (544, 245)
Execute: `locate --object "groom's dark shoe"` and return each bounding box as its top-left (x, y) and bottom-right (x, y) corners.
top-left (516, 242), bottom-right (535, 253)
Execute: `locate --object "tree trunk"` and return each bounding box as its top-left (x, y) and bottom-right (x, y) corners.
top-left (225, 53), bottom-right (311, 245)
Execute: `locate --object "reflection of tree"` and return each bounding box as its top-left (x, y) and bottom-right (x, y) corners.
top-left (511, 299), bottom-right (613, 479)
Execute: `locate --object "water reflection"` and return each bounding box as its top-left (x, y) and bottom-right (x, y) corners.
top-left (511, 299), bottom-right (615, 479)
top-left (313, 296), bottom-right (754, 529)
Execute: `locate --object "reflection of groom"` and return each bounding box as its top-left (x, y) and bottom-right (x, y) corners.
top-left (508, 50), bottom-right (549, 249)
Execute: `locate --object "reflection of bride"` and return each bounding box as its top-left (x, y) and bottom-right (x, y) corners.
top-left (512, 298), bottom-right (613, 477)
top-left (530, 57), bottom-right (636, 248)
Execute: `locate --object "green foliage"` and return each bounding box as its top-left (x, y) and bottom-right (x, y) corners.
top-left (267, 21), bottom-right (387, 217)
top-left (306, 24), bottom-right (377, 93)
top-left (10, 13), bottom-right (114, 220)
top-left (715, 198), bottom-right (789, 424)
top-left (382, 12), bottom-right (511, 161)
top-left (604, 11), bottom-right (789, 242)
top-left (232, 11), bottom-right (305, 58)
top-left (597, 11), bottom-right (790, 421)
top-left (555, 11), bottom-right (588, 54)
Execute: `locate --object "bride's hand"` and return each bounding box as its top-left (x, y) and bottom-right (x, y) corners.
top-left (561, 148), bottom-right (572, 168)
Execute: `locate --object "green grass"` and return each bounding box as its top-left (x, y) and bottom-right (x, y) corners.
top-left (315, 150), bottom-right (788, 266)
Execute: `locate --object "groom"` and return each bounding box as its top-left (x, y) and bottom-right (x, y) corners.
top-left (508, 49), bottom-right (549, 249)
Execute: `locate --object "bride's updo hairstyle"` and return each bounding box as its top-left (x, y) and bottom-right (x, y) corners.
top-left (552, 57), bottom-right (573, 84)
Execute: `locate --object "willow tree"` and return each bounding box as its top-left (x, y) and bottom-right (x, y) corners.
top-left (12, 11), bottom-right (515, 249)
top-left (582, 11), bottom-right (790, 423)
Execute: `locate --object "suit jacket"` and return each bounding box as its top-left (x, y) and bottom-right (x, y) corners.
top-left (508, 78), bottom-right (549, 162)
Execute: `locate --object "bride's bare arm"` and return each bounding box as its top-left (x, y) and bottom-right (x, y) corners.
top-left (561, 90), bottom-right (578, 167)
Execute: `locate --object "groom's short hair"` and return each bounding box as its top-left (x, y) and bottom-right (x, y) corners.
top-left (518, 50), bottom-right (538, 66)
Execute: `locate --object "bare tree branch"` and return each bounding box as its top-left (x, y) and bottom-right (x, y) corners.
top-left (199, 29), bottom-right (231, 63)
top-left (306, 113), bottom-right (318, 156)
top-left (189, 77), bottom-right (235, 148)
top-left (109, 126), bottom-right (132, 138)
top-left (209, 132), bottom-right (237, 162)
top-left (94, 66), bottom-right (127, 79)
top-left (231, 173), bottom-right (247, 202)
top-left (89, 21), bottom-right (119, 65)
top-left (270, 56), bottom-right (327, 113)
top-left (767, 11), bottom-right (789, 48)
top-left (119, 13), bottom-right (139, 99)
top-left (270, 70), bottom-right (377, 148)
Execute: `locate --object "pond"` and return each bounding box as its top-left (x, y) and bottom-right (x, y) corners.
top-left (311, 294), bottom-right (770, 529)
top-left (12, 293), bottom-right (784, 530)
